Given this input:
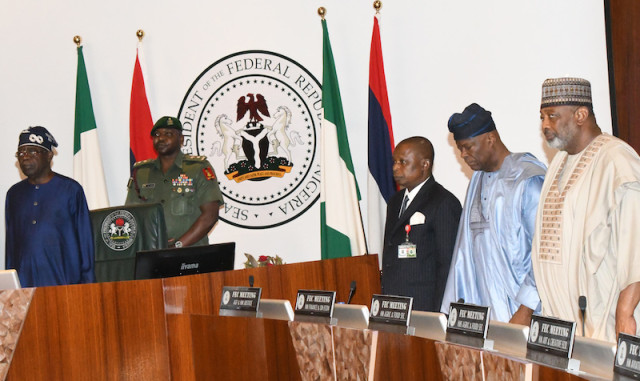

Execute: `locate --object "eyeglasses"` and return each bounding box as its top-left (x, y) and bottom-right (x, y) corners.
top-left (15, 148), bottom-right (46, 158)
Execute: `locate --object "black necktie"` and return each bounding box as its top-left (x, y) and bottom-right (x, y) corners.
top-left (399, 194), bottom-right (409, 216)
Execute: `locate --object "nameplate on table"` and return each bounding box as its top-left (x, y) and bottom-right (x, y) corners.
top-left (527, 315), bottom-right (575, 358)
top-left (615, 333), bottom-right (640, 378)
top-left (294, 290), bottom-right (336, 318)
top-left (369, 294), bottom-right (413, 326)
top-left (367, 294), bottom-right (412, 334)
top-left (219, 286), bottom-right (262, 316)
top-left (446, 302), bottom-right (490, 338)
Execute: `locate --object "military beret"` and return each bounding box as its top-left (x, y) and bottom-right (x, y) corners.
top-left (150, 116), bottom-right (183, 136)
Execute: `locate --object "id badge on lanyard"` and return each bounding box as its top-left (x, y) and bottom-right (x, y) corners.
top-left (398, 224), bottom-right (417, 258)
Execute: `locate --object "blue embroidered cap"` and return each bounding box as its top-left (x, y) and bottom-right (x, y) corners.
top-left (447, 103), bottom-right (496, 141)
top-left (18, 126), bottom-right (58, 151)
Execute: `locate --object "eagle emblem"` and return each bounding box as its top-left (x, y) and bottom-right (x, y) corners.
top-left (237, 93), bottom-right (270, 125)
top-left (210, 93), bottom-right (296, 183)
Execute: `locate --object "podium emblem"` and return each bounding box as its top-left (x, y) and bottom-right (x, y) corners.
top-left (100, 210), bottom-right (138, 251)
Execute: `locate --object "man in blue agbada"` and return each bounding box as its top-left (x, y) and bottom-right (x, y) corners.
top-left (5, 126), bottom-right (95, 287)
top-left (440, 104), bottom-right (546, 325)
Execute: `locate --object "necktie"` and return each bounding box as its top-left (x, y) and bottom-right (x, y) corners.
top-left (399, 194), bottom-right (409, 216)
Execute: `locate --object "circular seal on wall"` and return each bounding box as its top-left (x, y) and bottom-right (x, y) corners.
top-left (178, 50), bottom-right (322, 229)
top-left (101, 210), bottom-right (137, 251)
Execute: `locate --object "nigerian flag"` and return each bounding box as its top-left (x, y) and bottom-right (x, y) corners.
top-left (320, 19), bottom-right (367, 259)
top-left (74, 45), bottom-right (109, 210)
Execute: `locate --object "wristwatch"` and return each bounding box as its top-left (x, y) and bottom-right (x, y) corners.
top-left (174, 240), bottom-right (183, 248)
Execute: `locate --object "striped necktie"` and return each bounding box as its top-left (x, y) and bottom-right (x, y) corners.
top-left (399, 194), bottom-right (409, 217)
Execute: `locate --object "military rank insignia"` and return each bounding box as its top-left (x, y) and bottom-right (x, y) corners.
top-left (203, 167), bottom-right (216, 181)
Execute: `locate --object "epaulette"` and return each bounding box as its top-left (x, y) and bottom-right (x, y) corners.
top-left (184, 154), bottom-right (207, 162)
top-left (133, 159), bottom-right (155, 168)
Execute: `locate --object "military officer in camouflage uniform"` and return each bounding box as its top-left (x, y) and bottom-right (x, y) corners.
top-left (126, 116), bottom-right (224, 247)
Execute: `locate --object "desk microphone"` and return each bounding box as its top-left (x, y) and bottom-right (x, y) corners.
top-left (578, 295), bottom-right (587, 337)
top-left (347, 281), bottom-right (357, 304)
top-left (249, 275), bottom-right (254, 287)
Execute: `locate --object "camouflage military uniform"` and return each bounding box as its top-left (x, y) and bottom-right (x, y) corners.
top-left (126, 151), bottom-right (224, 246)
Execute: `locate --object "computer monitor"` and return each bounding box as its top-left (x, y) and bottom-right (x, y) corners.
top-left (0, 269), bottom-right (21, 290)
top-left (134, 242), bottom-right (235, 280)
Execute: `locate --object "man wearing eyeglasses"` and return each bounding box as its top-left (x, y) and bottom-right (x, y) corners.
top-left (126, 116), bottom-right (224, 248)
top-left (5, 126), bottom-right (96, 287)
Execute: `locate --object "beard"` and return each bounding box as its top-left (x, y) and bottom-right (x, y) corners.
top-left (546, 136), bottom-right (568, 150)
top-left (544, 124), bottom-right (576, 151)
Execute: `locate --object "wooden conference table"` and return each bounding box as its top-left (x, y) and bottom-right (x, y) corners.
top-left (0, 255), bottom-right (598, 380)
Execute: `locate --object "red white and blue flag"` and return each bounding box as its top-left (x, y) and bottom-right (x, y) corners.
top-left (129, 42), bottom-right (154, 172)
top-left (367, 15), bottom-right (396, 263)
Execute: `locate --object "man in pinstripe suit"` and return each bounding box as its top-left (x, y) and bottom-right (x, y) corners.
top-left (381, 136), bottom-right (462, 312)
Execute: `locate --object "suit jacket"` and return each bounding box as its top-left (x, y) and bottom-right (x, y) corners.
top-left (381, 176), bottom-right (461, 312)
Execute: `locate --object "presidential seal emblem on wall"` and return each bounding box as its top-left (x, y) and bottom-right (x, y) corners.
top-left (178, 51), bottom-right (322, 229)
top-left (101, 210), bottom-right (137, 251)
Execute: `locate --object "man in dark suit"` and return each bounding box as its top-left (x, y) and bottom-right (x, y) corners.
top-left (381, 137), bottom-right (462, 312)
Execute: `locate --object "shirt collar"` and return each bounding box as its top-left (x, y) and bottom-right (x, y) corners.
top-left (403, 176), bottom-right (430, 203)
top-left (153, 151), bottom-right (185, 170)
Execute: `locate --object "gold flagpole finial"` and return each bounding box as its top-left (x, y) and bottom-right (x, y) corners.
top-left (373, 1), bottom-right (382, 13)
top-left (73, 35), bottom-right (82, 47)
top-left (136, 29), bottom-right (145, 42)
top-left (318, 7), bottom-right (326, 20)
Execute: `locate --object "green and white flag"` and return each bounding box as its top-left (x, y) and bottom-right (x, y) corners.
top-left (320, 19), bottom-right (367, 259)
top-left (74, 46), bottom-right (109, 210)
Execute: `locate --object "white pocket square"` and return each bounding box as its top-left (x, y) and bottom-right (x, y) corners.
top-left (409, 211), bottom-right (426, 225)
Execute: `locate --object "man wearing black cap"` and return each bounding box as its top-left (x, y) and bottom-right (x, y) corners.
top-left (381, 137), bottom-right (461, 312)
top-left (440, 103), bottom-right (546, 325)
top-left (5, 126), bottom-right (96, 287)
top-left (532, 77), bottom-right (640, 341)
top-left (126, 116), bottom-right (224, 248)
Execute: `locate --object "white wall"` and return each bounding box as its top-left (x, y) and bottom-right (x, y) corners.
top-left (0, 0), bottom-right (611, 269)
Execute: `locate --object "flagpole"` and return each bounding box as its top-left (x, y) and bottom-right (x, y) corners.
top-left (374, 0), bottom-right (381, 13)
top-left (366, 4), bottom-right (385, 257)
top-left (72, 34), bottom-right (111, 209)
top-left (130, 28), bottom-right (155, 172)
top-left (317, 7), bottom-right (370, 257)
top-left (317, 6), bottom-right (326, 20)
top-left (367, 0), bottom-right (397, 261)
